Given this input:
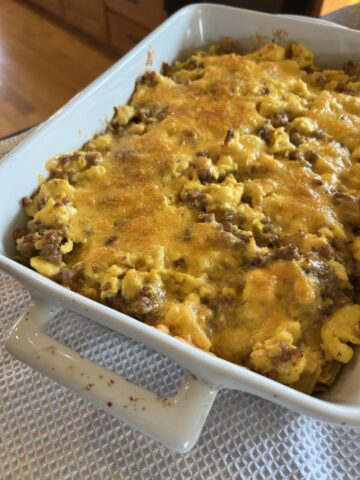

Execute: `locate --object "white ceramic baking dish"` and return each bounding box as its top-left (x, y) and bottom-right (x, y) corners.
top-left (2, 4), bottom-right (360, 453)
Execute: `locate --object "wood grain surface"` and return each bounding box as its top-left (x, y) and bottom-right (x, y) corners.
top-left (0, 0), bottom-right (116, 136)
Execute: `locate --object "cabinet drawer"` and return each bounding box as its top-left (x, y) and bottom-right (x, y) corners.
top-left (27, 0), bottom-right (65, 18)
top-left (105, 0), bottom-right (166, 29)
top-left (107, 10), bottom-right (149, 54)
top-left (63, 0), bottom-right (107, 41)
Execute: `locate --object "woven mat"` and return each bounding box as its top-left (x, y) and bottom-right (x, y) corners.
top-left (1, 130), bottom-right (360, 480)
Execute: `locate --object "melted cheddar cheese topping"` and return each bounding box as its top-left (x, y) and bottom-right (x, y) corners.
top-left (15, 40), bottom-right (360, 393)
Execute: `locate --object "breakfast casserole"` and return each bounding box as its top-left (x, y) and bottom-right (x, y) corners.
top-left (14, 40), bottom-right (360, 394)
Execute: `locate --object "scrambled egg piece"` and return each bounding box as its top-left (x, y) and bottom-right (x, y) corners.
top-left (15, 39), bottom-right (360, 394)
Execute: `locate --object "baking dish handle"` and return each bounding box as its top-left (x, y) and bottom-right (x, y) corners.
top-left (5, 298), bottom-right (218, 452)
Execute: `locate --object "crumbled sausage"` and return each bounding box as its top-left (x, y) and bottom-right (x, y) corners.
top-left (218, 227), bottom-right (250, 248)
top-left (273, 243), bottom-right (300, 261)
top-left (278, 342), bottom-right (304, 362)
top-left (234, 230), bottom-right (252, 243)
top-left (343, 60), bottom-right (360, 77)
top-left (318, 243), bottom-right (333, 259)
top-left (241, 194), bottom-right (252, 206)
top-left (222, 221), bottom-right (233, 232)
top-left (305, 150), bottom-right (319, 163)
top-left (13, 228), bottom-right (26, 240)
top-left (223, 208), bottom-right (246, 226)
top-left (217, 37), bottom-right (236, 54)
top-left (39, 231), bottom-right (62, 264)
top-left (288, 150), bottom-right (305, 161)
top-left (101, 282), bottom-right (111, 291)
top-left (173, 258), bottom-right (187, 271)
top-left (17, 232), bottom-right (41, 259)
top-left (183, 58), bottom-right (204, 71)
top-left (305, 258), bottom-right (348, 309)
top-left (55, 268), bottom-right (74, 287)
top-left (285, 44), bottom-right (293, 59)
top-left (198, 212), bottom-right (216, 223)
top-left (289, 130), bottom-right (303, 146)
top-left (335, 82), bottom-right (356, 96)
top-left (253, 217), bottom-right (279, 248)
top-left (156, 107), bottom-right (170, 121)
top-left (271, 112), bottom-right (289, 128)
top-left (134, 104), bottom-right (170, 125)
top-left (219, 231), bottom-right (242, 247)
top-left (162, 62), bottom-right (174, 77)
top-left (224, 128), bottom-right (235, 146)
top-left (86, 152), bottom-right (102, 165)
top-left (22, 196), bottom-right (32, 207)
top-left (198, 168), bottom-right (212, 184)
top-left (37, 195), bottom-right (50, 210)
top-left (222, 223), bottom-right (251, 244)
top-left (257, 125), bottom-right (272, 145)
top-left (196, 149), bottom-right (209, 157)
top-left (104, 235), bottom-right (118, 246)
top-left (349, 273), bottom-right (360, 304)
top-left (264, 369), bottom-right (278, 380)
top-left (180, 129), bottom-right (197, 146)
top-left (127, 295), bottom-right (159, 316)
top-left (138, 71), bottom-right (158, 86)
top-left (249, 254), bottom-right (271, 267)
top-left (181, 189), bottom-right (207, 209)
top-left (58, 154), bottom-right (72, 165)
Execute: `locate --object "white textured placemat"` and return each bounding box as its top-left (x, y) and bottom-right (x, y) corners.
top-left (1, 131), bottom-right (360, 480)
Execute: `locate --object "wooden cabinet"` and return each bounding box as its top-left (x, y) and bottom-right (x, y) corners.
top-left (63, 0), bottom-right (107, 41)
top-left (107, 10), bottom-right (149, 54)
top-left (27, 0), bottom-right (65, 18)
top-left (105, 0), bottom-right (166, 29)
top-left (26, 0), bottom-right (167, 54)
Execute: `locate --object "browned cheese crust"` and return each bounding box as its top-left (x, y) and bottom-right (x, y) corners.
top-left (15, 40), bottom-right (360, 393)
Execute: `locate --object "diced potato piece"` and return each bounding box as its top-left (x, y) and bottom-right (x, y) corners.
top-left (321, 305), bottom-right (360, 363)
top-left (163, 300), bottom-right (211, 350)
top-left (114, 105), bottom-right (135, 126)
top-left (250, 329), bottom-right (306, 384)
top-left (89, 134), bottom-right (112, 151)
top-left (30, 257), bottom-right (61, 278)
top-left (122, 269), bottom-right (143, 301)
top-left (291, 117), bottom-right (317, 135)
top-left (31, 198), bottom-right (77, 228)
top-left (73, 165), bottom-right (106, 183)
top-left (270, 128), bottom-right (295, 154)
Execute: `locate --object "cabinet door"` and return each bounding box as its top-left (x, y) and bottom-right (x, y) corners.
top-left (107, 10), bottom-right (149, 55)
top-left (105, 0), bottom-right (166, 29)
top-left (63, 0), bottom-right (107, 41)
top-left (27, 0), bottom-right (65, 18)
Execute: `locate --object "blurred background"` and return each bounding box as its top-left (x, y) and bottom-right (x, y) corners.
top-left (0, 0), bottom-right (359, 137)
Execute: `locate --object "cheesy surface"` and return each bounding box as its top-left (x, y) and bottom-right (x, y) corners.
top-left (15, 40), bottom-right (360, 393)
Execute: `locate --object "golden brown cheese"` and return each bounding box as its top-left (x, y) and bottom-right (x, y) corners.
top-left (15, 40), bottom-right (360, 394)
